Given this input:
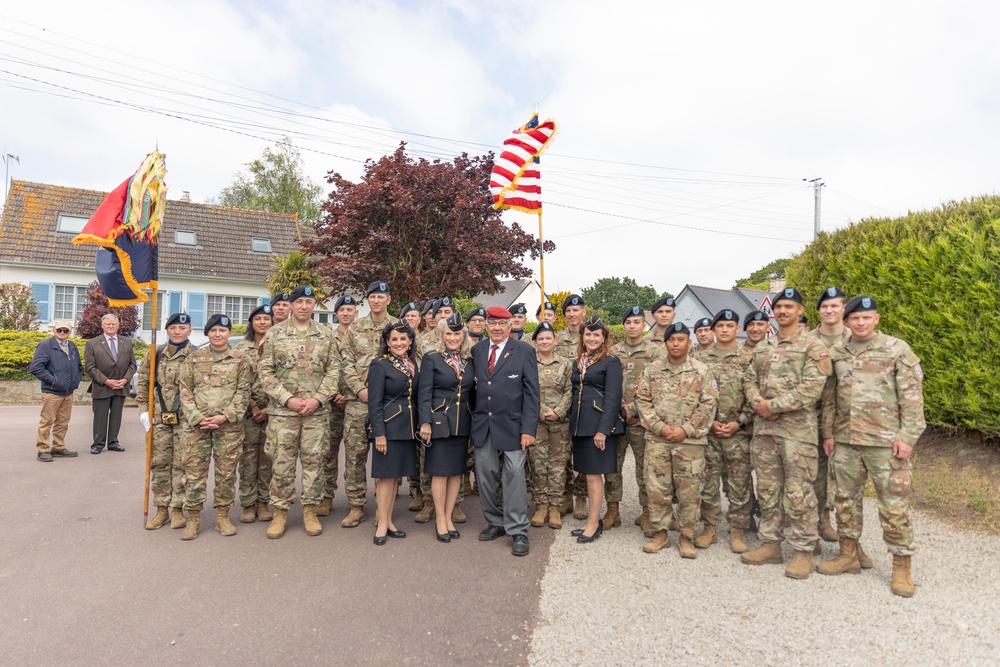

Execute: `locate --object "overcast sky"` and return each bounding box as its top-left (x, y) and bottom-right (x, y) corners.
top-left (2, 1), bottom-right (998, 300)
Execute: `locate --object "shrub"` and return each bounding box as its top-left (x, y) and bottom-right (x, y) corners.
top-left (0, 330), bottom-right (87, 381)
top-left (0, 283), bottom-right (41, 331)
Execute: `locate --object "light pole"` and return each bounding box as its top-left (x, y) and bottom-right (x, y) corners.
top-left (3, 152), bottom-right (20, 210)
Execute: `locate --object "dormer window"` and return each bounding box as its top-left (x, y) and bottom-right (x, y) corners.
top-left (56, 214), bottom-right (88, 234)
top-left (174, 230), bottom-right (197, 246)
top-left (251, 237), bottom-right (272, 253)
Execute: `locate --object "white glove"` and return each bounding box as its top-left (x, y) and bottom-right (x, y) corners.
top-left (139, 412), bottom-right (151, 433)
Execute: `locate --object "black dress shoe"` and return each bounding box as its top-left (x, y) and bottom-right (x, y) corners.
top-left (90, 445), bottom-right (103, 455)
top-left (107, 443), bottom-right (125, 452)
top-left (37, 451), bottom-right (54, 463)
top-left (570, 528), bottom-right (584, 537)
top-left (386, 529), bottom-right (406, 539)
top-left (577, 522), bottom-right (603, 544)
top-left (511, 535), bottom-right (529, 556)
top-left (448, 529), bottom-right (460, 539)
top-left (436, 531), bottom-right (452, 543)
top-left (50, 448), bottom-right (78, 457)
top-left (479, 525), bottom-right (506, 541)
top-left (373, 533), bottom-right (387, 546)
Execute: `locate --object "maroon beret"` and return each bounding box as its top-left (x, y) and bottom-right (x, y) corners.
top-left (486, 306), bottom-right (512, 319)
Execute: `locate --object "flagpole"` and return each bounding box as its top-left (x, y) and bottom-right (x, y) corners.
top-left (142, 288), bottom-right (157, 524)
top-left (538, 210), bottom-right (546, 309)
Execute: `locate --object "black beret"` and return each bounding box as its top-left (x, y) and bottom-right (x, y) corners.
top-left (248, 304), bottom-right (272, 323)
top-left (582, 314), bottom-right (605, 331)
top-left (561, 294), bottom-right (585, 313)
top-left (333, 295), bottom-right (357, 312)
top-left (773, 287), bottom-right (804, 306)
top-left (667, 322), bottom-right (690, 338)
top-left (366, 281), bottom-right (390, 297)
top-left (445, 312), bottom-right (464, 331)
top-left (843, 295), bottom-right (878, 318)
top-left (651, 296), bottom-right (676, 313)
top-left (711, 309), bottom-right (739, 328)
top-left (432, 296), bottom-right (454, 317)
top-left (536, 301), bottom-right (555, 315)
top-left (467, 307), bottom-right (486, 320)
top-left (798, 314), bottom-right (809, 324)
top-left (816, 286), bottom-right (847, 309)
top-left (204, 314), bottom-right (232, 335)
top-left (270, 291), bottom-right (290, 306)
top-left (743, 310), bottom-right (769, 330)
top-left (510, 303), bottom-right (527, 315)
top-left (622, 305), bottom-right (645, 324)
top-left (532, 322), bottom-right (556, 340)
top-left (694, 317), bottom-right (712, 330)
top-left (421, 299), bottom-right (438, 315)
top-left (399, 301), bottom-right (418, 316)
top-left (165, 312), bottom-right (190, 328)
top-left (289, 285), bottom-right (317, 302)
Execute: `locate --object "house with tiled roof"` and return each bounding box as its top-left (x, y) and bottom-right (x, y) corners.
top-left (674, 284), bottom-right (774, 340)
top-left (473, 278), bottom-right (543, 313)
top-left (0, 180), bottom-right (304, 343)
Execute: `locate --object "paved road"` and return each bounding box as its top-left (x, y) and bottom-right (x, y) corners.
top-left (1, 406), bottom-right (552, 666)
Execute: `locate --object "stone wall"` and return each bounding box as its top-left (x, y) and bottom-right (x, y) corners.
top-left (0, 381), bottom-right (94, 406)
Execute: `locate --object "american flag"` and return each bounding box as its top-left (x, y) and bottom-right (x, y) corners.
top-left (490, 114), bottom-right (556, 214)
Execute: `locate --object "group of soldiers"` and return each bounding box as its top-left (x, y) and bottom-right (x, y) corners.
top-left (138, 279), bottom-right (923, 598)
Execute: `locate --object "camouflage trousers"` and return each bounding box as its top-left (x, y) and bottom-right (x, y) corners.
top-left (342, 401), bottom-right (370, 507)
top-left (751, 434), bottom-right (819, 552)
top-left (644, 439), bottom-right (705, 541)
top-left (833, 444), bottom-right (914, 555)
top-left (700, 438), bottom-right (723, 526)
top-left (150, 421), bottom-right (186, 509)
top-left (265, 412), bottom-right (330, 510)
top-left (324, 406), bottom-right (345, 500)
top-left (182, 420), bottom-right (244, 512)
top-left (239, 416), bottom-right (272, 508)
top-left (528, 421), bottom-right (571, 506)
top-left (701, 434), bottom-right (755, 530)
top-left (815, 442), bottom-right (831, 512)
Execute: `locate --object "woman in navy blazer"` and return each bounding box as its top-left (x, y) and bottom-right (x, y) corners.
top-left (368, 321), bottom-right (419, 546)
top-left (569, 316), bottom-right (623, 544)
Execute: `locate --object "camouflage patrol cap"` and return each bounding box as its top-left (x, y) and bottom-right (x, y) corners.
top-left (711, 309), bottom-right (739, 328)
top-left (651, 296), bottom-right (675, 313)
top-left (333, 295), bottom-right (357, 312)
top-left (432, 296), bottom-right (454, 317)
top-left (532, 322), bottom-right (556, 340)
top-left (773, 287), bottom-right (804, 306)
top-left (666, 322), bottom-right (690, 339)
top-left (622, 305), bottom-right (645, 325)
top-left (816, 286), bottom-right (847, 309)
top-left (694, 317), bottom-right (712, 331)
top-left (743, 310), bottom-right (769, 330)
top-left (843, 295), bottom-right (878, 318)
top-left (204, 313), bottom-right (232, 335)
top-left (561, 294), bottom-right (585, 313)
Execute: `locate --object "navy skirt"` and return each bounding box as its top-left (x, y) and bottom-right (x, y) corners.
top-left (424, 435), bottom-right (469, 477)
top-left (372, 438), bottom-right (418, 479)
top-left (572, 435), bottom-right (618, 475)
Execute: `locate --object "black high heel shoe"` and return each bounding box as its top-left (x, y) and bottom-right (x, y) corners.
top-left (386, 528), bottom-right (406, 539)
top-left (448, 529), bottom-right (460, 539)
top-left (436, 531), bottom-right (452, 543)
top-left (570, 528), bottom-right (584, 537)
top-left (576, 522), bottom-right (603, 544)
top-left (374, 532), bottom-right (388, 546)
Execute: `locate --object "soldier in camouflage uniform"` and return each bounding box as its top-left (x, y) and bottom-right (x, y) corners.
top-left (555, 294), bottom-right (586, 517)
top-left (138, 313), bottom-right (196, 530)
top-left (696, 309), bottom-right (755, 552)
top-left (645, 296), bottom-right (677, 344)
top-left (535, 301), bottom-right (556, 325)
top-left (741, 287), bottom-right (832, 579)
top-left (743, 310), bottom-right (770, 350)
top-left (318, 295), bottom-right (355, 518)
top-left (509, 303), bottom-right (528, 341)
top-left (259, 286), bottom-right (341, 538)
top-left (270, 291), bottom-right (291, 324)
top-left (339, 281), bottom-right (398, 527)
top-left (177, 315), bottom-right (252, 540)
top-left (236, 304), bottom-right (274, 524)
top-left (467, 307), bottom-right (487, 345)
top-left (528, 323), bottom-right (573, 529)
top-left (691, 317), bottom-right (714, 359)
top-left (636, 323), bottom-right (717, 558)
top-left (816, 296), bottom-right (924, 598)
top-left (610, 306), bottom-right (665, 535)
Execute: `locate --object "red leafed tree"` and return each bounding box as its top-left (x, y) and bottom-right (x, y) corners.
top-left (76, 281), bottom-right (141, 339)
top-left (304, 143), bottom-right (555, 306)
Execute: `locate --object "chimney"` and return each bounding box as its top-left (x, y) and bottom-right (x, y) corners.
top-left (180, 191), bottom-right (191, 202)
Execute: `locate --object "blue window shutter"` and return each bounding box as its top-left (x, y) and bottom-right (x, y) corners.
top-left (169, 291), bottom-right (183, 315)
top-left (30, 282), bottom-right (52, 322)
top-left (258, 296), bottom-right (269, 306)
top-left (187, 292), bottom-right (207, 329)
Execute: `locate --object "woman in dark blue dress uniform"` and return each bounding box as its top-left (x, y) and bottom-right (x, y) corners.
top-left (417, 313), bottom-right (475, 543)
top-left (569, 316), bottom-right (623, 544)
top-left (368, 321), bottom-right (419, 546)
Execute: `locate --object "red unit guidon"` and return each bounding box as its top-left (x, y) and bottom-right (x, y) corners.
top-left (490, 114), bottom-right (556, 214)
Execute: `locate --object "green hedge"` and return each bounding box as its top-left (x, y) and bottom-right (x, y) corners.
top-left (786, 196), bottom-right (1000, 436)
top-left (0, 330), bottom-right (148, 381)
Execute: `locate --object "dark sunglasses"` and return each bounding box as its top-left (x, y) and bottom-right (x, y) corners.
top-left (55, 328), bottom-right (70, 334)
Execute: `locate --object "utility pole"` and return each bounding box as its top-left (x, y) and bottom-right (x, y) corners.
top-left (3, 152), bottom-right (20, 211)
top-left (809, 177), bottom-right (824, 240)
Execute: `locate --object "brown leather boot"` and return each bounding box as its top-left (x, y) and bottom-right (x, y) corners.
top-left (341, 505), bottom-right (367, 528)
top-left (642, 529), bottom-right (670, 553)
top-left (601, 502), bottom-right (621, 529)
top-left (239, 505), bottom-right (257, 524)
top-left (180, 510), bottom-right (201, 541)
top-left (216, 507), bottom-right (237, 536)
top-left (785, 550), bottom-right (815, 579)
top-left (820, 509), bottom-right (838, 542)
top-left (547, 505), bottom-right (563, 529)
top-left (679, 535), bottom-right (697, 559)
top-left (817, 537), bottom-right (861, 575)
top-left (640, 506), bottom-right (653, 537)
top-left (267, 508), bottom-right (288, 538)
top-left (891, 554), bottom-right (915, 597)
top-left (857, 542), bottom-right (873, 569)
top-left (452, 504), bottom-right (467, 523)
top-left (741, 541), bottom-right (784, 565)
top-left (144, 506), bottom-right (169, 530)
top-left (694, 524), bottom-right (717, 549)
top-left (558, 493), bottom-right (573, 516)
top-left (414, 500), bottom-right (435, 523)
top-left (730, 528), bottom-right (748, 554)
top-left (573, 495), bottom-right (588, 520)
top-left (530, 504), bottom-right (548, 527)
top-left (316, 497), bottom-right (334, 517)
top-left (303, 504), bottom-right (323, 536)
top-left (408, 489), bottom-right (424, 512)
top-left (170, 508), bottom-right (187, 529)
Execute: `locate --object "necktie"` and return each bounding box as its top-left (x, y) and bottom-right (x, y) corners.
top-left (109, 337), bottom-right (118, 362)
top-left (488, 344), bottom-right (498, 375)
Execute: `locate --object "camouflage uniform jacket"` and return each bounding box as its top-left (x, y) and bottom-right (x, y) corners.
top-left (699, 343), bottom-right (754, 426)
top-left (235, 338), bottom-right (269, 413)
top-left (554, 328), bottom-right (580, 361)
top-left (340, 315), bottom-right (398, 400)
top-left (808, 328), bottom-right (847, 439)
top-left (332, 327), bottom-right (350, 399)
top-left (537, 355), bottom-right (572, 423)
top-left (178, 346), bottom-right (252, 425)
top-left (645, 325), bottom-right (670, 345)
top-left (821, 331), bottom-right (925, 448)
top-left (136, 342), bottom-right (195, 422)
top-left (743, 328), bottom-right (832, 441)
top-left (259, 319), bottom-right (340, 416)
top-left (612, 337), bottom-right (666, 419)
top-left (637, 357), bottom-right (718, 446)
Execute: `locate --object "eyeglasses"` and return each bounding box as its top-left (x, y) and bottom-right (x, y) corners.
top-left (54, 328), bottom-right (70, 334)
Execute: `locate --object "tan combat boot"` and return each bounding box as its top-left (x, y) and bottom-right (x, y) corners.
top-left (257, 501), bottom-right (273, 522)
top-left (694, 524), bottom-right (717, 549)
top-left (573, 495), bottom-right (588, 520)
top-left (216, 507), bottom-right (237, 536)
top-left (341, 505), bottom-right (366, 528)
top-left (408, 489), bottom-right (424, 512)
top-left (642, 529), bottom-right (670, 553)
top-left (891, 555), bottom-right (915, 597)
top-left (530, 504), bottom-right (548, 527)
top-left (601, 502), bottom-right (621, 529)
top-left (669, 512), bottom-right (679, 532)
top-left (267, 508), bottom-right (288, 539)
top-left (785, 550), bottom-right (815, 579)
top-left (558, 493), bottom-right (573, 516)
top-left (462, 472), bottom-right (473, 496)
top-left (640, 507), bottom-right (653, 537)
top-left (547, 505), bottom-right (563, 529)
top-left (239, 505), bottom-right (257, 524)
top-left (817, 537), bottom-right (861, 575)
top-left (679, 535), bottom-right (697, 559)
top-left (144, 506), bottom-right (169, 530)
top-left (415, 500), bottom-right (435, 523)
top-left (452, 504), bottom-right (467, 523)
top-left (820, 509), bottom-right (838, 542)
top-left (180, 510), bottom-right (201, 541)
top-left (730, 528), bottom-right (748, 554)
top-left (741, 541), bottom-right (784, 565)
top-left (316, 497), bottom-right (334, 517)
top-left (170, 508), bottom-right (187, 529)
top-left (857, 542), bottom-right (873, 569)
top-left (814, 541), bottom-right (823, 555)
top-left (303, 504), bottom-right (323, 536)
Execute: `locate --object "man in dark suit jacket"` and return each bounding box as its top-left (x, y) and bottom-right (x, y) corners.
top-left (470, 306), bottom-right (540, 556)
top-left (84, 313), bottom-right (137, 454)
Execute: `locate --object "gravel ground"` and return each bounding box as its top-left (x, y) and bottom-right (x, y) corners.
top-left (527, 455), bottom-right (1000, 666)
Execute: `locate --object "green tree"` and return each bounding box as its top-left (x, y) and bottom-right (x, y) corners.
top-left (0, 283), bottom-right (40, 331)
top-left (266, 250), bottom-right (328, 301)
top-left (215, 136), bottom-right (322, 225)
top-left (580, 277), bottom-right (671, 322)
top-left (733, 257), bottom-right (792, 291)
